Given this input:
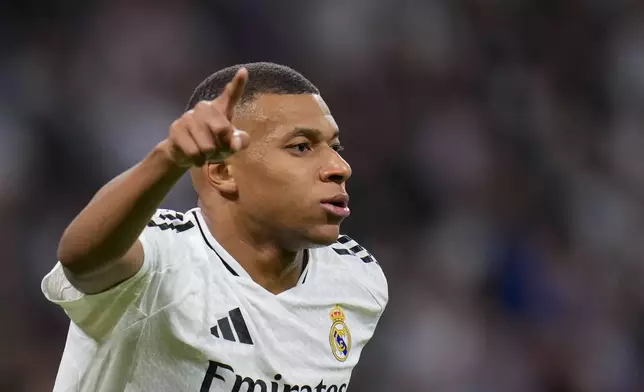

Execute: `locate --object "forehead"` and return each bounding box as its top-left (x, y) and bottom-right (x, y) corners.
top-left (237, 94), bottom-right (338, 138)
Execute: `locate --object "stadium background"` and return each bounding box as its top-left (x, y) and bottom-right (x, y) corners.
top-left (3, 0), bottom-right (644, 390)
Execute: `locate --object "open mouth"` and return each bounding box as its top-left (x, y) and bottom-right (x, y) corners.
top-left (321, 195), bottom-right (350, 218)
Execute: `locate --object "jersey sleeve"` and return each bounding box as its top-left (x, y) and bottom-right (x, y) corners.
top-left (355, 252), bottom-right (388, 315)
top-left (41, 209), bottom-right (194, 341)
top-left (332, 235), bottom-right (389, 314)
top-left (360, 255), bottom-right (388, 313)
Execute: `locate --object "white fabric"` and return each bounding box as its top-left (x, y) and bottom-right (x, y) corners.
top-left (42, 208), bottom-right (388, 392)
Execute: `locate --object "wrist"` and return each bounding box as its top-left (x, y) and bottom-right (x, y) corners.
top-left (150, 140), bottom-right (189, 175)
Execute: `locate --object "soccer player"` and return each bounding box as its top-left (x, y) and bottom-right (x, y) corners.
top-left (42, 62), bottom-right (388, 391)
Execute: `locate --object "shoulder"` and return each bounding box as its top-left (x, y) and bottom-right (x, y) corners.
top-left (146, 208), bottom-right (197, 234)
top-left (139, 208), bottom-right (203, 267)
top-left (325, 234), bottom-right (388, 310)
top-left (331, 234), bottom-right (377, 264)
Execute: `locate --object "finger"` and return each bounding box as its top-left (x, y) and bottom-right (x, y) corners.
top-left (217, 68), bottom-right (248, 119)
top-left (191, 102), bottom-right (229, 156)
top-left (185, 115), bottom-right (216, 157)
top-left (209, 122), bottom-right (236, 155)
top-left (177, 117), bottom-right (206, 166)
top-left (173, 132), bottom-right (204, 166)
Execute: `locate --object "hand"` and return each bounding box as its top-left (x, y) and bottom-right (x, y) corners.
top-left (162, 68), bottom-right (251, 167)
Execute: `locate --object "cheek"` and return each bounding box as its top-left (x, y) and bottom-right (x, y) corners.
top-left (240, 161), bottom-right (304, 199)
top-left (249, 163), bottom-right (318, 212)
top-left (258, 154), bottom-right (309, 186)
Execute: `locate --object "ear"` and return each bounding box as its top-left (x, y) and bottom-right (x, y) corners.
top-left (206, 162), bottom-right (238, 194)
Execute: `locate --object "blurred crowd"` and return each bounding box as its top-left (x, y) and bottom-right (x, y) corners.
top-left (3, 0), bottom-right (644, 390)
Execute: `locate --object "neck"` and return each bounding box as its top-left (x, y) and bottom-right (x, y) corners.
top-left (198, 201), bottom-right (304, 295)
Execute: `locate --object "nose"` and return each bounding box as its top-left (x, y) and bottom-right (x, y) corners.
top-left (320, 150), bottom-right (352, 184)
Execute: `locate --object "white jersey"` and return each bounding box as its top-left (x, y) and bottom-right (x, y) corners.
top-left (42, 208), bottom-right (388, 392)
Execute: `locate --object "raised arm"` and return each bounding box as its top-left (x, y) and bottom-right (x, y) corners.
top-left (57, 68), bottom-right (249, 294)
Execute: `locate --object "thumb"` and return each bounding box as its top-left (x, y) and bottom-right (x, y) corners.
top-left (230, 129), bottom-right (250, 152)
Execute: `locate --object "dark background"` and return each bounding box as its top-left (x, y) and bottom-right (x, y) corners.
top-left (3, 0), bottom-right (644, 390)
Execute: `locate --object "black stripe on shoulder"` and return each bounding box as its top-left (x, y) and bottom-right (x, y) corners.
top-left (147, 221), bottom-right (174, 230)
top-left (159, 213), bottom-right (176, 221)
top-left (350, 244), bottom-right (364, 253)
top-left (360, 255), bottom-right (375, 263)
top-left (332, 248), bottom-right (351, 256)
top-left (147, 211), bottom-right (195, 233)
top-left (332, 235), bottom-right (377, 264)
top-left (174, 221), bottom-right (195, 232)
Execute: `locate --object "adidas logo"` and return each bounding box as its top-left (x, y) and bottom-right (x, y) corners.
top-left (332, 235), bottom-right (375, 263)
top-left (210, 308), bottom-right (254, 345)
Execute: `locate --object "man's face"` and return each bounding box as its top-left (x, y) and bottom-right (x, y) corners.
top-left (230, 94), bottom-right (352, 248)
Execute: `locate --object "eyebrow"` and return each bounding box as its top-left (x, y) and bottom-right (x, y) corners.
top-left (284, 127), bottom-right (340, 141)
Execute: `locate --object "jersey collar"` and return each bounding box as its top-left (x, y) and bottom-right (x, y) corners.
top-left (191, 208), bottom-right (310, 285)
top-left (191, 208), bottom-right (250, 279)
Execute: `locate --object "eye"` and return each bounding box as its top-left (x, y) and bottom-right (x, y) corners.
top-left (288, 142), bottom-right (312, 154)
top-left (332, 144), bottom-right (345, 153)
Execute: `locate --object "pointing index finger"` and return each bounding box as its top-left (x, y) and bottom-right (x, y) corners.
top-left (218, 67), bottom-right (248, 120)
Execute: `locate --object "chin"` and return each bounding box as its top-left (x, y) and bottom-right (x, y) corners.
top-left (303, 224), bottom-right (342, 248)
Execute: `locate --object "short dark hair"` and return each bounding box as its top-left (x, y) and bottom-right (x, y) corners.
top-left (186, 62), bottom-right (319, 111)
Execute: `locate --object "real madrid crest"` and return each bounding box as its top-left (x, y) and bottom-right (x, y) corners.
top-left (329, 305), bottom-right (352, 362)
